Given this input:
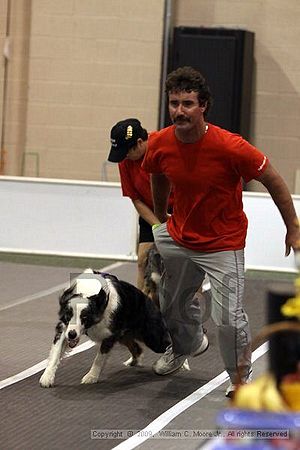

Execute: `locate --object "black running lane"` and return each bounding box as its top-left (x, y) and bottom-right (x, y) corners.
top-left (0, 277), bottom-right (294, 450)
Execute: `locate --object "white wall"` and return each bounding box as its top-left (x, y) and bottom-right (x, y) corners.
top-left (243, 192), bottom-right (299, 272)
top-left (0, 176), bottom-right (138, 260)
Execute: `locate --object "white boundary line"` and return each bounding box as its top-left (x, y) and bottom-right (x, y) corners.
top-left (0, 340), bottom-right (95, 390)
top-left (0, 282), bottom-right (68, 312)
top-left (111, 343), bottom-right (269, 450)
top-left (0, 262), bottom-right (124, 312)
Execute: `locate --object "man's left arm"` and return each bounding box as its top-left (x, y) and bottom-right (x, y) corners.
top-left (256, 163), bottom-right (300, 255)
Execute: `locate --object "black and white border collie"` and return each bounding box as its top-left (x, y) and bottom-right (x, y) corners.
top-left (39, 269), bottom-right (171, 387)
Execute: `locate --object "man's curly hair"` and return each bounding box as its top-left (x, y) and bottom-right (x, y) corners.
top-left (165, 66), bottom-right (213, 118)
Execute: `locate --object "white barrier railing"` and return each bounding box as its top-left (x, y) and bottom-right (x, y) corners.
top-left (0, 176), bottom-right (138, 260)
top-left (0, 176), bottom-right (299, 271)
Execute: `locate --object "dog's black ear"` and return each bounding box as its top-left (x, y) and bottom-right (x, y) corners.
top-left (80, 289), bottom-right (108, 329)
top-left (58, 285), bottom-right (76, 324)
top-left (88, 289), bottom-right (108, 314)
top-left (59, 284), bottom-right (76, 307)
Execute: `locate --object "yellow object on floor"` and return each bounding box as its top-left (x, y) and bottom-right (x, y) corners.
top-left (280, 381), bottom-right (300, 411)
top-left (233, 373), bottom-right (289, 412)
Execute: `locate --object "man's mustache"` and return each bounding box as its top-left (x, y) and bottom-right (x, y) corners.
top-left (173, 116), bottom-right (190, 123)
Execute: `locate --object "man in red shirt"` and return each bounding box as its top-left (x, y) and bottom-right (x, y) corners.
top-left (142, 66), bottom-right (300, 397)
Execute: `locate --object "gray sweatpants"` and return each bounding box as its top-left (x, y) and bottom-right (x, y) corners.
top-left (153, 223), bottom-right (252, 384)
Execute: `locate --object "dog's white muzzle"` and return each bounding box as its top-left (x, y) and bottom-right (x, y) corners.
top-left (66, 301), bottom-right (88, 348)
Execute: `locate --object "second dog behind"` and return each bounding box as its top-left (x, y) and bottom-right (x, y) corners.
top-left (143, 244), bottom-right (212, 308)
top-left (143, 244), bottom-right (163, 308)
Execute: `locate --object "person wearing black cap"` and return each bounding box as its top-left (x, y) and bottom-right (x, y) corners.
top-left (108, 118), bottom-right (171, 291)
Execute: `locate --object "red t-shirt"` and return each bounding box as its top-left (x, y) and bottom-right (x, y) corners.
top-left (142, 124), bottom-right (269, 252)
top-left (119, 156), bottom-right (154, 209)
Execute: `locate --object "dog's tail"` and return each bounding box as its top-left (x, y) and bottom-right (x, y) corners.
top-left (141, 300), bottom-right (171, 353)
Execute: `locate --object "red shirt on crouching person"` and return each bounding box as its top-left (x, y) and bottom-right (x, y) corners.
top-left (107, 118), bottom-right (172, 292)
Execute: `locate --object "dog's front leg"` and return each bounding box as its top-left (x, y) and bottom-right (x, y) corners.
top-left (39, 323), bottom-right (67, 388)
top-left (81, 336), bottom-right (115, 384)
top-left (81, 344), bottom-right (108, 384)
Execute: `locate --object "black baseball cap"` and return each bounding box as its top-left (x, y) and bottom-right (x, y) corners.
top-left (108, 118), bottom-right (145, 163)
